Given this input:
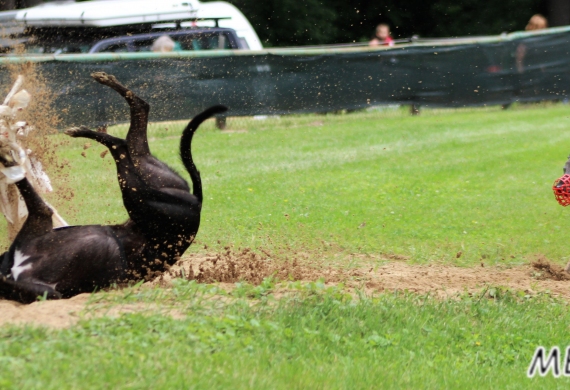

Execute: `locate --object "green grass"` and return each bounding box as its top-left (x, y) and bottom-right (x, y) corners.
top-left (0, 281), bottom-right (569, 389)
top-left (3, 104), bottom-right (570, 388)
top-left (41, 103), bottom-right (570, 266)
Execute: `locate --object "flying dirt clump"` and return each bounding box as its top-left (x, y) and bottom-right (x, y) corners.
top-left (149, 247), bottom-right (336, 287)
top-left (195, 248), bottom-right (276, 284)
top-left (0, 59), bottom-right (75, 248)
top-left (531, 256), bottom-right (570, 281)
top-left (0, 75), bottom-right (68, 240)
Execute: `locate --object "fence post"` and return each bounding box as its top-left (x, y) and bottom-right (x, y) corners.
top-left (216, 116), bottom-right (227, 130)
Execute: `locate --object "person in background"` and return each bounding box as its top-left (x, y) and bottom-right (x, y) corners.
top-left (369, 24), bottom-right (395, 47)
top-left (525, 14), bottom-right (548, 31)
top-left (151, 35), bottom-right (175, 52)
top-left (516, 14), bottom-right (548, 73)
top-left (503, 13), bottom-right (549, 109)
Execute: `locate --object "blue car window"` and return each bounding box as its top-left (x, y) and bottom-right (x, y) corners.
top-left (100, 42), bottom-right (129, 53)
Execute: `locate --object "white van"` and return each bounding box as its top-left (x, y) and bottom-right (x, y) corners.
top-left (3, 0), bottom-right (263, 51)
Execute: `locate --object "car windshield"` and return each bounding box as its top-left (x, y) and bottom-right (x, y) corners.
top-left (24, 43), bottom-right (92, 55)
top-left (22, 34), bottom-right (96, 55)
top-left (18, 30), bottom-right (233, 55)
top-left (96, 32), bottom-right (233, 53)
top-left (176, 33), bottom-right (232, 50)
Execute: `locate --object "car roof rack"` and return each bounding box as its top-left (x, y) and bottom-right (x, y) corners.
top-left (153, 17), bottom-right (232, 29)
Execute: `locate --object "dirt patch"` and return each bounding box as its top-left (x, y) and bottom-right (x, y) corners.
top-left (0, 294), bottom-right (89, 329)
top-left (364, 261), bottom-right (570, 298)
top-left (530, 256), bottom-right (570, 281)
top-left (152, 251), bottom-right (570, 300)
top-left (0, 293), bottom-right (185, 329)
top-left (379, 253), bottom-right (410, 261)
top-left (2, 252), bottom-right (570, 329)
top-left (148, 248), bottom-right (324, 287)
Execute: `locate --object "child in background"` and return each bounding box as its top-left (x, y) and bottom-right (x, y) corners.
top-left (369, 24), bottom-right (395, 47)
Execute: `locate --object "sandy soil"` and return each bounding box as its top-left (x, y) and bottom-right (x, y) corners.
top-left (363, 260), bottom-right (570, 298)
top-left (1, 252), bottom-right (569, 329)
top-left (0, 293), bottom-right (186, 329)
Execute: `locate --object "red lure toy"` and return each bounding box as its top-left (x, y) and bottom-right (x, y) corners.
top-left (553, 174), bottom-right (570, 206)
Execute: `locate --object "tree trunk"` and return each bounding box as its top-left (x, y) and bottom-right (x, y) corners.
top-left (548, 0), bottom-right (570, 27)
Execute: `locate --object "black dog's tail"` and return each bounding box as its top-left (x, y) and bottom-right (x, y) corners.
top-left (180, 105), bottom-right (228, 203)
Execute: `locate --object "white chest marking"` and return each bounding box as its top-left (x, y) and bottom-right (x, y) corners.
top-left (11, 250), bottom-right (31, 281)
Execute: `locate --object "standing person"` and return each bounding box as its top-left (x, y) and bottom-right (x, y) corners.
top-left (525, 14), bottom-right (548, 31)
top-left (516, 14), bottom-right (548, 72)
top-left (506, 14), bottom-right (549, 108)
top-left (369, 24), bottom-right (395, 47)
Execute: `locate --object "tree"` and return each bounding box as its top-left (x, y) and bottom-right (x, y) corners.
top-left (548, 0), bottom-right (570, 26)
top-left (1, 0), bottom-right (559, 46)
top-left (0, 0), bottom-right (41, 11)
top-left (228, 0), bottom-right (548, 46)
top-left (229, 0), bottom-right (338, 46)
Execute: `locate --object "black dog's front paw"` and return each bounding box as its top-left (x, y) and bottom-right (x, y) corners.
top-left (64, 126), bottom-right (93, 138)
top-left (91, 72), bottom-right (120, 86)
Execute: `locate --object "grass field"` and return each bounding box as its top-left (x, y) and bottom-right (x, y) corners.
top-left (2, 104), bottom-right (570, 388)
top-left (1, 281), bottom-right (570, 389)
top-left (46, 103), bottom-right (570, 265)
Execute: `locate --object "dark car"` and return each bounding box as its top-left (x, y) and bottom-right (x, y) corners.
top-left (21, 26), bottom-right (244, 55)
top-left (88, 28), bottom-right (242, 53)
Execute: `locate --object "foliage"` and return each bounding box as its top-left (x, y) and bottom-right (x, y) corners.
top-left (229, 0), bottom-right (338, 46)
top-left (228, 0), bottom-right (545, 46)
top-left (0, 0), bottom-right (551, 46)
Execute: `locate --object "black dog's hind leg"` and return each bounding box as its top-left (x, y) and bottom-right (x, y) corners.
top-left (90, 72), bottom-right (150, 159)
top-left (65, 126), bottom-right (126, 158)
top-left (0, 275), bottom-right (61, 303)
top-left (65, 127), bottom-right (135, 194)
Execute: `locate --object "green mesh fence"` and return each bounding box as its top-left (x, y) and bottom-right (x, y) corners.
top-left (1, 26), bottom-right (570, 128)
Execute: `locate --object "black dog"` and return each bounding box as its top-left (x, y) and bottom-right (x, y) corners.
top-left (0, 146), bottom-right (137, 302)
top-left (65, 73), bottom-right (227, 278)
top-left (0, 73), bottom-right (225, 302)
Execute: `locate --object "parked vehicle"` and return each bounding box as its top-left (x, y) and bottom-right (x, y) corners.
top-left (88, 28), bottom-right (241, 53)
top-left (23, 26), bottom-right (247, 54)
top-left (0, 0), bottom-right (262, 54)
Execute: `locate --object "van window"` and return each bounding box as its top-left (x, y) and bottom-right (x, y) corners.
top-left (131, 39), bottom-right (156, 52)
top-left (25, 43), bottom-right (91, 54)
top-left (177, 33), bottom-right (232, 50)
top-left (101, 43), bottom-right (129, 53)
top-left (94, 31), bottom-right (235, 53)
